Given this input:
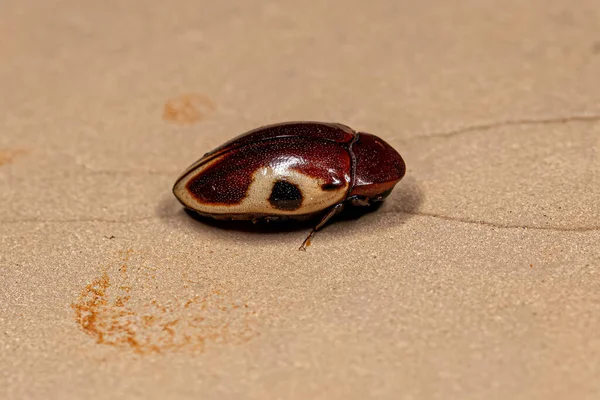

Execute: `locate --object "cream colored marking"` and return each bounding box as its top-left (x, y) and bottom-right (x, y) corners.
top-left (173, 156), bottom-right (349, 215)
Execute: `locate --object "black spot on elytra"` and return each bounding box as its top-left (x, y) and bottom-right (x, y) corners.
top-left (269, 180), bottom-right (303, 211)
top-left (321, 182), bottom-right (343, 191)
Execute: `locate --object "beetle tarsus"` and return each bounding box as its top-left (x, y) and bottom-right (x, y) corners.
top-left (298, 230), bottom-right (314, 251)
top-left (298, 203), bottom-right (344, 251)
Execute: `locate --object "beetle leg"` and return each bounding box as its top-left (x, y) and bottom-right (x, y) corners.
top-left (298, 203), bottom-right (344, 251)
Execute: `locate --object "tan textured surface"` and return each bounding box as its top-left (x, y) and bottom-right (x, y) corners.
top-left (1, 0), bottom-right (600, 399)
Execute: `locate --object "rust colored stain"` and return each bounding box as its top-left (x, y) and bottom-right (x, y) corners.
top-left (71, 249), bottom-right (258, 354)
top-left (0, 149), bottom-right (27, 166)
top-left (163, 93), bottom-right (216, 125)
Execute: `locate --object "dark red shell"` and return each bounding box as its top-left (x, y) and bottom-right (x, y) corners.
top-left (173, 121), bottom-right (406, 218)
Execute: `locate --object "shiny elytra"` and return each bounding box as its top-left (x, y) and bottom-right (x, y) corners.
top-left (173, 121), bottom-right (406, 249)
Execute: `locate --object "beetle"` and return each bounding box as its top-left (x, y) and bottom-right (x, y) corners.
top-left (172, 121), bottom-right (406, 250)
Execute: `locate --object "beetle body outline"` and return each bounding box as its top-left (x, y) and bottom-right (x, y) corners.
top-left (173, 121), bottom-right (406, 249)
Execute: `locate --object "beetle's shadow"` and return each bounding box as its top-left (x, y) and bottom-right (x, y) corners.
top-left (163, 175), bottom-right (424, 236)
top-left (181, 202), bottom-right (390, 234)
top-left (381, 175), bottom-right (425, 218)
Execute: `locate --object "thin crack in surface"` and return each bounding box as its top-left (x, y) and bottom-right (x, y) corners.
top-left (392, 113), bottom-right (600, 232)
top-left (393, 210), bottom-right (600, 232)
top-left (406, 114), bottom-right (600, 142)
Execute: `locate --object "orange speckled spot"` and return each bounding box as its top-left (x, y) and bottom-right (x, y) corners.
top-left (163, 93), bottom-right (216, 125)
top-left (71, 249), bottom-right (259, 355)
top-left (0, 149), bottom-right (28, 166)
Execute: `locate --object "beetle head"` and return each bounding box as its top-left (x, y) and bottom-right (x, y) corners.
top-left (349, 133), bottom-right (406, 202)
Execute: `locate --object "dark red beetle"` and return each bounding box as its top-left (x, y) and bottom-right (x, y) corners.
top-left (173, 121), bottom-right (406, 249)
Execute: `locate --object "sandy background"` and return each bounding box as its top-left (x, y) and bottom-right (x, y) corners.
top-left (2, 0), bottom-right (600, 399)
